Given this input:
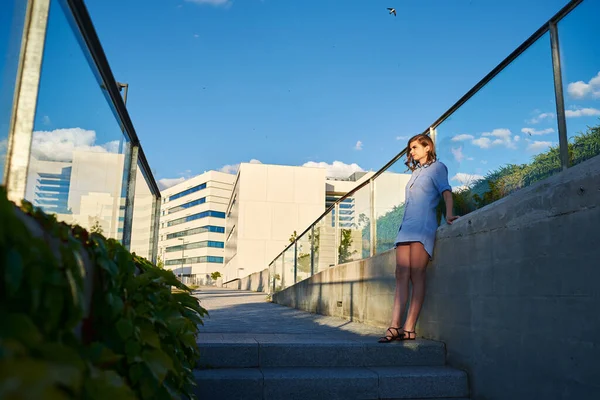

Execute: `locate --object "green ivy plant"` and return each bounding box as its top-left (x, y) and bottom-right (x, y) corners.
top-left (0, 187), bottom-right (207, 399)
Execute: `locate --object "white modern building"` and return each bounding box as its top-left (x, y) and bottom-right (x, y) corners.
top-left (158, 171), bottom-right (235, 285)
top-left (223, 163), bottom-right (413, 283)
top-left (223, 163), bottom-right (327, 283)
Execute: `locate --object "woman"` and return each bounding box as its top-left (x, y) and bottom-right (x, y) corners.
top-left (378, 133), bottom-right (458, 343)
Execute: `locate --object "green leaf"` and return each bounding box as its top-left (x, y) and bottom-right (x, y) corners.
top-left (5, 248), bottom-right (24, 296)
top-left (86, 342), bottom-right (123, 367)
top-left (116, 318), bottom-right (134, 341)
top-left (142, 349), bottom-right (174, 384)
top-left (0, 314), bottom-right (42, 347)
top-left (83, 368), bottom-right (137, 400)
top-left (139, 324), bottom-right (161, 349)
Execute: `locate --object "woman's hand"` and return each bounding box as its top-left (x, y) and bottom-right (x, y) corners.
top-left (446, 215), bottom-right (459, 225)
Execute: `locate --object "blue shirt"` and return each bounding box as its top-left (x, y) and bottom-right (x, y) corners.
top-left (394, 160), bottom-right (452, 258)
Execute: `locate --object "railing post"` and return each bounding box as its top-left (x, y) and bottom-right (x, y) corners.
top-left (4, 0), bottom-right (51, 203)
top-left (150, 193), bottom-right (161, 264)
top-left (369, 178), bottom-right (376, 257)
top-left (310, 225), bottom-right (315, 276)
top-left (121, 145), bottom-right (139, 249)
top-left (334, 203), bottom-right (340, 266)
top-left (293, 241), bottom-right (298, 284)
top-left (549, 21), bottom-right (570, 170)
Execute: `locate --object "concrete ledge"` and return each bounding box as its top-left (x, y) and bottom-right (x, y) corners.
top-left (371, 366), bottom-right (468, 399)
top-left (223, 268), bottom-right (269, 292)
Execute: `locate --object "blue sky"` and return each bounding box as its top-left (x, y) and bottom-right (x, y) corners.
top-left (3, 0), bottom-right (599, 191)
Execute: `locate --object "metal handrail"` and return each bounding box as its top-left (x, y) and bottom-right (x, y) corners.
top-left (63, 0), bottom-right (161, 198)
top-left (267, 0), bottom-right (584, 269)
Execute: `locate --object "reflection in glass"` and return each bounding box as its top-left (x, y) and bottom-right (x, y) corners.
top-left (130, 163), bottom-right (155, 261)
top-left (295, 232), bottom-right (311, 283)
top-left (338, 183), bottom-right (371, 264)
top-left (435, 32), bottom-right (560, 217)
top-left (373, 158), bottom-right (412, 254)
top-left (25, 0), bottom-right (130, 240)
top-left (313, 210), bottom-right (336, 274)
top-left (558, 0), bottom-right (600, 166)
top-left (0, 0), bottom-right (28, 182)
top-left (282, 245), bottom-right (295, 289)
top-left (273, 256), bottom-right (283, 292)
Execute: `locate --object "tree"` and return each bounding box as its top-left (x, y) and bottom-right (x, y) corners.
top-left (89, 217), bottom-right (104, 235)
top-left (156, 255), bottom-right (164, 269)
top-left (210, 271), bottom-right (222, 281)
top-left (338, 228), bottom-right (357, 264)
top-left (288, 230), bottom-right (297, 244)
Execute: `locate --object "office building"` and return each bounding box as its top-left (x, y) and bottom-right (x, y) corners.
top-left (158, 171), bottom-right (235, 285)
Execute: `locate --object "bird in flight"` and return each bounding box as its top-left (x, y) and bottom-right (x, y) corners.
top-left (387, 7), bottom-right (397, 16)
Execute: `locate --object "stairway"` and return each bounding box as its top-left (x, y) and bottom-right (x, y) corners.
top-left (194, 333), bottom-right (469, 400)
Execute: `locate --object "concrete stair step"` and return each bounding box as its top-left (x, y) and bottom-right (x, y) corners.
top-left (194, 366), bottom-right (469, 400)
top-left (197, 334), bottom-right (446, 368)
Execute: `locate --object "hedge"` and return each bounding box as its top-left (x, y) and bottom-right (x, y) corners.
top-left (0, 187), bottom-right (207, 399)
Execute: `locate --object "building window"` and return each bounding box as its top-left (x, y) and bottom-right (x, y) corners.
top-left (168, 197), bottom-right (206, 214)
top-left (167, 210), bottom-right (225, 227)
top-left (166, 225), bottom-right (225, 240)
top-left (165, 255), bottom-right (224, 266)
top-left (168, 183), bottom-right (207, 202)
top-left (165, 240), bottom-right (225, 253)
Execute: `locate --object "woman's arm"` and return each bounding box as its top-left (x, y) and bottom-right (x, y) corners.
top-left (442, 190), bottom-right (459, 224)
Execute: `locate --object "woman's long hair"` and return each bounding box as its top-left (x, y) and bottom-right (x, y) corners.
top-left (404, 134), bottom-right (437, 171)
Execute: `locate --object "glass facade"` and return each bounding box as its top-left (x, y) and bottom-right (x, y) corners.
top-left (165, 256), bottom-right (224, 266)
top-left (166, 225), bottom-right (225, 239)
top-left (168, 182), bottom-right (206, 201)
top-left (167, 210), bottom-right (226, 227)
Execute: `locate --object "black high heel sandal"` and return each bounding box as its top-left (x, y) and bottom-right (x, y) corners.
top-left (378, 327), bottom-right (403, 343)
top-left (399, 329), bottom-right (416, 341)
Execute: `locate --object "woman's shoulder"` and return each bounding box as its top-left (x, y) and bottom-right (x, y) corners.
top-left (430, 160), bottom-right (448, 172)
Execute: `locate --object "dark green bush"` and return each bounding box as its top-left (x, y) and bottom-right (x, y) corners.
top-left (0, 187), bottom-right (207, 399)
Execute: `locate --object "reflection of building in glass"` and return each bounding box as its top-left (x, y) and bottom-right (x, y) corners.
top-left (25, 150), bottom-right (126, 239)
top-left (158, 171), bottom-right (234, 285)
top-left (130, 166), bottom-right (155, 261)
top-left (33, 167), bottom-right (72, 214)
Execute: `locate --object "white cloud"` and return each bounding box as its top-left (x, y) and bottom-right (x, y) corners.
top-left (472, 137), bottom-right (492, 149)
top-left (354, 140), bottom-right (363, 151)
top-left (302, 160), bottom-right (364, 179)
top-left (451, 134), bottom-right (474, 142)
top-left (451, 146), bottom-right (465, 163)
top-left (521, 127), bottom-right (555, 136)
top-left (30, 128), bottom-right (120, 162)
top-left (220, 158), bottom-right (262, 175)
top-left (528, 112), bottom-right (556, 124)
top-left (567, 71), bottom-right (600, 99)
top-left (565, 107), bottom-right (600, 118)
top-left (480, 128), bottom-right (516, 149)
top-left (193, 34), bottom-right (200, 38)
top-left (527, 141), bottom-right (553, 152)
top-left (396, 135), bottom-right (410, 141)
top-left (513, 135), bottom-right (520, 142)
top-left (42, 115), bottom-right (51, 126)
top-left (451, 172), bottom-right (485, 187)
top-left (184, 0), bottom-right (231, 7)
top-left (158, 177), bottom-right (187, 190)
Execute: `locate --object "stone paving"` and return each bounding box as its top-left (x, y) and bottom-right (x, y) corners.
top-left (194, 286), bottom-right (386, 340)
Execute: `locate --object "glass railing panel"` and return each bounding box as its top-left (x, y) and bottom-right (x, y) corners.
top-left (295, 231), bottom-right (311, 283)
top-left (130, 162), bottom-right (154, 261)
top-left (313, 209), bottom-right (336, 274)
top-left (338, 182), bottom-right (371, 264)
top-left (273, 255), bottom-right (284, 293)
top-left (25, 0), bottom-right (131, 241)
top-left (435, 31), bottom-right (560, 217)
top-left (282, 245), bottom-right (295, 290)
top-left (373, 157), bottom-right (412, 255)
top-left (0, 0), bottom-right (28, 183)
top-left (557, 0), bottom-right (600, 166)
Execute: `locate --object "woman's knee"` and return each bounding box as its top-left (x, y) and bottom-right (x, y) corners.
top-left (395, 264), bottom-right (410, 281)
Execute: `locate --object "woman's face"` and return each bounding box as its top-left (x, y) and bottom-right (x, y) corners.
top-left (409, 140), bottom-right (430, 165)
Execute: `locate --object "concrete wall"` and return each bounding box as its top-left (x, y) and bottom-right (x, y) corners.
top-left (222, 268), bottom-right (269, 293)
top-left (273, 155), bottom-right (600, 400)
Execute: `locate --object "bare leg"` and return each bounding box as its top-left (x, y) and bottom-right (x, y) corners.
top-left (391, 244), bottom-right (411, 328)
top-left (402, 242), bottom-right (430, 337)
